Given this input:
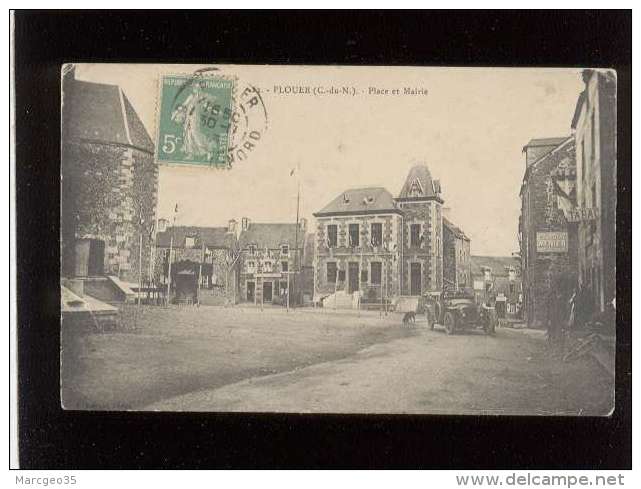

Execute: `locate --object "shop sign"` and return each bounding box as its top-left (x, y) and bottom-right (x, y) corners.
top-left (536, 232), bottom-right (568, 253)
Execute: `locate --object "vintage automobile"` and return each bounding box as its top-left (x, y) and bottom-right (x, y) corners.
top-left (423, 290), bottom-right (497, 335)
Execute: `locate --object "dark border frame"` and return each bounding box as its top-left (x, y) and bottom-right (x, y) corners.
top-left (13, 10), bottom-right (632, 469)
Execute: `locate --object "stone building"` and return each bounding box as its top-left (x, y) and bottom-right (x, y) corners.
top-left (313, 187), bottom-right (404, 305)
top-left (61, 66), bottom-right (158, 283)
top-left (571, 69), bottom-right (617, 317)
top-left (443, 216), bottom-right (471, 291)
top-left (519, 137), bottom-right (578, 328)
top-left (237, 218), bottom-right (308, 305)
top-left (313, 164), bottom-right (445, 306)
top-left (396, 165), bottom-right (445, 295)
top-left (155, 222), bottom-right (239, 304)
top-left (471, 256), bottom-right (522, 319)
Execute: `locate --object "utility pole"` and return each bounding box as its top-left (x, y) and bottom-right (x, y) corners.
top-left (197, 238), bottom-right (204, 306)
top-left (166, 204), bottom-right (178, 306)
top-left (286, 271), bottom-right (290, 312)
top-left (138, 232), bottom-right (143, 308)
top-left (293, 182), bottom-right (300, 309)
top-left (166, 234), bottom-right (173, 306)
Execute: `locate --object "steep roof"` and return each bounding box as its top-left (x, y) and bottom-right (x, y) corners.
top-left (397, 164), bottom-right (441, 201)
top-left (156, 226), bottom-right (235, 249)
top-left (521, 137), bottom-right (575, 188)
top-left (314, 187), bottom-right (400, 217)
top-left (443, 218), bottom-right (469, 241)
top-left (65, 79), bottom-right (154, 153)
top-left (470, 255), bottom-right (520, 277)
top-left (239, 223), bottom-right (303, 249)
top-left (522, 137), bottom-right (569, 154)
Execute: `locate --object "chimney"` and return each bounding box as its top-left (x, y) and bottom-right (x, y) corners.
top-left (227, 219), bottom-right (237, 234)
top-left (157, 218), bottom-right (168, 232)
top-left (299, 217), bottom-right (307, 232)
top-left (241, 217), bottom-right (250, 231)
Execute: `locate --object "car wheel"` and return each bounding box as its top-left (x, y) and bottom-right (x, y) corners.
top-left (444, 312), bottom-right (456, 335)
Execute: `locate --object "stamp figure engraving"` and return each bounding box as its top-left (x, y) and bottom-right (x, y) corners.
top-left (156, 74), bottom-right (234, 167)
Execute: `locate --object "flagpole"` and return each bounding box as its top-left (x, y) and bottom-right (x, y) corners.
top-left (166, 205), bottom-right (177, 306)
top-left (293, 168), bottom-right (300, 309)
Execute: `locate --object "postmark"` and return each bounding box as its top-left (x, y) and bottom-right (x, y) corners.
top-left (227, 83), bottom-right (269, 165)
top-left (156, 73), bottom-right (235, 168)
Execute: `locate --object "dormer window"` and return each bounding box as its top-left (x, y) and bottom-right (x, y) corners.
top-left (248, 244), bottom-right (257, 256)
top-left (342, 194), bottom-right (350, 204)
top-left (483, 267), bottom-right (492, 281)
top-left (408, 177), bottom-right (424, 197)
top-left (281, 244), bottom-right (289, 256)
top-left (185, 236), bottom-right (196, 248)
top-left (247, 260), bottom-right (256, 272)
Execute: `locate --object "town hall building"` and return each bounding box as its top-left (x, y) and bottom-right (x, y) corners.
top-left (313, 164), bottom-right (447, 305)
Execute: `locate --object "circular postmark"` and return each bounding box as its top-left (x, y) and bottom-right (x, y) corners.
top-left (227, 83), bottom-right (269, 166)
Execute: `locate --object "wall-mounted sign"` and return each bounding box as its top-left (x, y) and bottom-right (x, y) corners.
top-left (536, 232), bottom-right (568, 253)
top-left (563, 207), bottom-right (600, 222)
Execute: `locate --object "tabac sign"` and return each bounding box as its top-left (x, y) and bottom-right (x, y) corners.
top-left (563, 207), bottom-right (600, 223)
top-left (536, 232), bottom-right (568, 253)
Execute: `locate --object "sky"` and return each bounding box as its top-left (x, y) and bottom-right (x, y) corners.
top-left (75, 64), bottom-right (584, 256)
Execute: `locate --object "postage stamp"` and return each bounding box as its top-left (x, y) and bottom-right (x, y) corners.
top-left (156, 73), bottom-right (235, 168)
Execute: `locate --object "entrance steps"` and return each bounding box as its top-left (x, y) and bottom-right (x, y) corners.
top-left (321, 290), bottom-right (357, 309)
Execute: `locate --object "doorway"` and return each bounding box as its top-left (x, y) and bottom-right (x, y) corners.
top-left (348, 262), bottom-right (359, 294)
top-left (263, 281), bottom-right (273, 302)
top-left (246, 281), bottom-right (255, 302)
top-left (410, 262), bottom-right (422, 296)
top-left (73, 238), bottom-right (105, 277)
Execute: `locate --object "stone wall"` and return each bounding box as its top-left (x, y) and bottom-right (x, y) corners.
top-left (398, 201), bottom-right (443, 294)
top-left (61, 140), bottom-right (157, 282)
top-left (155, 246), bottom-right (239, 302)
top-left (314, 214), bottom-right (401, 298)
top-left (521, 141), bottom-right (577, 328)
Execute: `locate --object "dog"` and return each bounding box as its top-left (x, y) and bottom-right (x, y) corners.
top-left (402, 311), bottom-right (416, 325)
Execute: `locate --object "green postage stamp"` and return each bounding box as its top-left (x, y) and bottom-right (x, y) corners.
top-left (156, 74), bottom-right (234, 167)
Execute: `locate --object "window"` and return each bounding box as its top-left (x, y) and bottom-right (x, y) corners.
top-left (263, 260), bottom-right (273, 272)
top-left (371, 223), bottom-right (383, 246)
top-left (327, 225), bottom-right (338, 248)
top-left (281, 244), bottom-right (289, 256)
top-left (247, 260), bottom-right (256, 271)
top-left (327, 262), bottom-right (337, 283)
top-left (281, 261), bottom-right (288, 272)
top-left (185, 236), bottom-right (196, 248)
top-left (348, 224), bottom-right (360, 247)
top-left (510, 283), bottom-right (515, 294)
top-left (410, 224), bottom-right (421, 247)
top-left (370, 262), bottom-right (382, 285)
top-left (248, 244), bottom-right (257, 256)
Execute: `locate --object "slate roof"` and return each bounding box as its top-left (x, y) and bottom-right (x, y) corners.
top-left (443, 218), bottom-right (470, 241)
top-left (470, 255), bottom-right (520, 277)
top-left (314, 187), bottom-right (400, 216)
top-left (156, 226), bottom-right (235, 249)
top-left (397, 164), bottom-right (441, 200)
top-left (238, 223), bottom-right (304, 249)
top-left (65, 79), bottom-right (154, 153)
top-left (522, 137), bottom-right (570, 153)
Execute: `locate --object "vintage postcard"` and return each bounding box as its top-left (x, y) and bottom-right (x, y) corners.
top-left (60, 64), bottom-right (616, 415)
